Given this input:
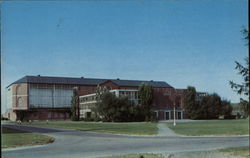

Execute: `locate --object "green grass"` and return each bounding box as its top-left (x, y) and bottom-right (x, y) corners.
top-left (98, 147), bottom-right (250, 158)
top-left (99, 153), bottom-right (164, 158)
top-left (1, 127), bottom-right (54, 148)
top-left (167, 119), bottom-right (249, 136)
top-left (218, 146), bottom-right (250, 158)
top-left (18, 121), bottom-right (158, 135)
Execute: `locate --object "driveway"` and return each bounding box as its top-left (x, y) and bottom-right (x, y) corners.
top-left (2, 124), bottom-right (249, 158)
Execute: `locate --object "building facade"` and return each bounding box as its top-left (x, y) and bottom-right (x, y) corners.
top-left (5, 75), bottom-right (187, 121)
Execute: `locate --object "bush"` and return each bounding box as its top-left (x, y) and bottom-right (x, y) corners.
top-left (71, 115), bottom-right (79, 121)
top-left (80, 117), bottom-right (95, 122)
top-left (224, 115), bottom-right (236, 119)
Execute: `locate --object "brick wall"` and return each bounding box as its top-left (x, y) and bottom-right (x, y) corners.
top-left (11, 83), bottom-right (29, 110)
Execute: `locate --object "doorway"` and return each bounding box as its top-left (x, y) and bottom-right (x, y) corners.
top-left (165, 111), bottom-right (170, 120)
top-left (177, 111), bottom-right (182, 119)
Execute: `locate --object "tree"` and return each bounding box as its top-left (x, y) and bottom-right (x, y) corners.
top-left (71, 87), bottom-right (79, 121)
top-left (184, 86), bottom-right (232, 119)
top-left (229, 58), bottom-right (249, 96)
top-left (138, 83), bottom-right (154, 121)
top-left (221, 100), bottom-right (233, 117)
top-left (199, 93), bottom-right (226, 119)
top-left (184, 86), bottom-right (199, 119)
top-left (229, 28), bottom-right (249, 117)
top-left (96, 91), bottom-right (136, 122)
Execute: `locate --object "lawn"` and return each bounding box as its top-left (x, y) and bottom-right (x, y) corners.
top-left (1, 127), bottom-right (54, 148)
top-left (99, 153), bottom-right (164, 158)
top-left (218, 146), bottom-right (250, 158)
top-left (18, 121), bottom-right (158, 135)
top-left (166, 119), bottom-right (249, 136)
top-left (98, 147), bottom-right (250, 158)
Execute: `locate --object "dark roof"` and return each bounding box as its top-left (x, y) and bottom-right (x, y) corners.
top-left (9, 75), bottom-right (173, 88)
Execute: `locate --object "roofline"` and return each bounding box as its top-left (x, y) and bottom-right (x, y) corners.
top-left (6, 75), bottom-right (173, 88)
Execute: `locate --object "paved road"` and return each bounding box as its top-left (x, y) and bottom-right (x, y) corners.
top-left (2, 124), bottom-right (249, 158)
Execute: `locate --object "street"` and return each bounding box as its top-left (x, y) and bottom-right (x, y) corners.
top-left (2, 124), bottom-right (249, 158)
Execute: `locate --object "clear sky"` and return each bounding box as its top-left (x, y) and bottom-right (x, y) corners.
top-left (1, 0), bottom-right (248, 113)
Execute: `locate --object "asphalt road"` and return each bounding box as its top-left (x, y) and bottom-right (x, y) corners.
top-left (2, 124), bottom-right (249, 158)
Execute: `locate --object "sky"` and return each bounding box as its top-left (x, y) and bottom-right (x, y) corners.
top-left (1, 0), bottom-right (248, 113)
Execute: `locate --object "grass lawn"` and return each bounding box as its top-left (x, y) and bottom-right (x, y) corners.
top-left (1, 127), bottom-right (54, 148)
top-left (166, 119), bottom-right (249, 136)
top-left (99, 153), bottom-right (164, 158)
top-left (98, 146), bottom-right (250, 158)
top-left (18, 121), bottom-right (158, 135)
top-left (218, 146), bottom-right (250, 158)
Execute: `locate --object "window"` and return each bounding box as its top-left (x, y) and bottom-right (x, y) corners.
top-left (86, 112), bottom-right (91, 118)
top-left (17, 97), bottom-right (23, 107)
top-left (66, 113), bottom-right (69, 118)
top-left (60, 113), bottom-right (64, 118)
top-left (48, 112), bottom-right (52, 118)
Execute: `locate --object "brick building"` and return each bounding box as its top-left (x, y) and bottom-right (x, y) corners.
top-left (5, 75), bottom-right (187, 121)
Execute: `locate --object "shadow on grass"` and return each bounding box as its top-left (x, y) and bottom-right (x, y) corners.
top-left (2, 125), bottom-right (64, 134)
top-left (2, 127), bottom-right (29, 134)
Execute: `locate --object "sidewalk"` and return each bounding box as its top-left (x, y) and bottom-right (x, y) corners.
top-left (157, 123), bottom-right (177, 137)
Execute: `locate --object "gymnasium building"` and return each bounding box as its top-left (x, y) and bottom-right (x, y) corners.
top-left (5, 75), bottom-right (187, 121)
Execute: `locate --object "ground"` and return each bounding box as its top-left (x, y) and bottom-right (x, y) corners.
top-left (2, 124), bottom-right (249, 158)
top-left (166, 119), bottom-right (249, 136)
top-left (1, 127), bottom-right (54, 148)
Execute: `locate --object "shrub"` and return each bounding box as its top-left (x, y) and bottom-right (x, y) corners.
top-left (71, 115), bottom-right (79, 121)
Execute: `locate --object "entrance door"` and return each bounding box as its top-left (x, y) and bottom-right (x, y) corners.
top-left (165, 112), bottom-right (170, 120)
top-left (177, 112), bottom-right (182, 119)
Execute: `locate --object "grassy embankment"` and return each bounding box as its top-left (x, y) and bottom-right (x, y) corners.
top-left (167, 119), bottom-right (249, 136)
top-left (1, 127), bottom-right (54, 148)
top-left (17, 121), bottom-right (158, 135)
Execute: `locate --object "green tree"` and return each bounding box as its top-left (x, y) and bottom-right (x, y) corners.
top-left (96, 92), bottom-right (117, 122)
top-left (199, 93), bottom-right (226, 119)
top-left (96, 91), bottom-right (136, 122)
top-left (138, 83), bottom-right (154, 121)
top-left (184, 86), bottom-right (199, 119)
top-left (184, 86), bottom-right (232, 119)
top-left (71, 87), bottom-right (79, 121)
top-left (229, 28), bottom-right (249, 117)
top-left (221, 100), bottom-right (233, 117)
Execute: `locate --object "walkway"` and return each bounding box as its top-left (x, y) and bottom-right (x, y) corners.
top-left (157, 123), bottom-right (177, 136)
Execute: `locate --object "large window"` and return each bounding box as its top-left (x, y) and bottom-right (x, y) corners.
top-left (29, 84), bottom-right (73, 108)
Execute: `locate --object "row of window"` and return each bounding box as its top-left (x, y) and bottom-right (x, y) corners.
top-left (118, 91), bottom-right (139, 100)
top-left (80, 96), bottom-right (96, 102)
top-left (32, 112), bottom-right (69, 118)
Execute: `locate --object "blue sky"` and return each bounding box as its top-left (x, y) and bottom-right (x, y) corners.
top-left (1, 0), bottom-right (248, 113)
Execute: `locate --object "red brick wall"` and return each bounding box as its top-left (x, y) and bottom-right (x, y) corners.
top-left (19, 109), bottom-right (71, 121)
top-left (151, 87), bottom-right (176, 109)
top-left (78, 85), bottom-right (96, 95)
top-left (100, 81), bottom-right (119, 89)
